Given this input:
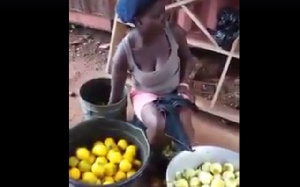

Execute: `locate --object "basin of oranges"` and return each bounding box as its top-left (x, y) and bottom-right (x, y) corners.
top-left (69, 137), bottom-right (142, 185)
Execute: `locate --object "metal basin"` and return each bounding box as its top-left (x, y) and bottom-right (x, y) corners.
top-left (166, 146), bottom-right (239, 186)
top-left (69, 118), bottom-right (150, 187)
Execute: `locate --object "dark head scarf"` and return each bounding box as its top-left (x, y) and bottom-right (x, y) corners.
top-left (116, 0), bottom-right (158, 24)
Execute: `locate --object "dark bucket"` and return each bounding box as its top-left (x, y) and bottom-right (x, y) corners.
top-left (69, 118), bottom-right (150, 187)
top-left (79, 78), bottom-right (128, 121)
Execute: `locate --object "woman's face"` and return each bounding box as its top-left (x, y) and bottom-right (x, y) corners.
top-left (138, 1), bottom-right (167, 35)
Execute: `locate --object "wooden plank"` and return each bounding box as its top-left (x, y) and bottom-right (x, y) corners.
top-left (210, 37), bottom-right (240, 107)
top-left (195, 95), bottom-right (240, 123)
top-left (105, 14), bottom-right (128, 74)
top-left (178, 2), bottom-right (219, 47)
top-left (186, 35), bottom-right (239, 59)
top-left (165, 0), bottom-right (199, 10)
top-left (69, 11), bottom-right (112, 32)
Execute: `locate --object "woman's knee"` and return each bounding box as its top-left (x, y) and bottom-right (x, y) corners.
top-left (179, 107), bottom-right (193, 120)
top-left (143, 114), bottom-right (165, 135)
top-left (141, 104), bottom-right (165, 135)
top-left (152, 114), bottom-right (165, 135)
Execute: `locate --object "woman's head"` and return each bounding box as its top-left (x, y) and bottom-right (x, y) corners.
top-left (116, 0), bottom-right (166, 34)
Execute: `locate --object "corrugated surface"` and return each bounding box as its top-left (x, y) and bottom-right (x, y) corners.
top-left (69, 0), bottom-right (116, 19)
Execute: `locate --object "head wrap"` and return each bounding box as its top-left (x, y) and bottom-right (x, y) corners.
top-left (116, 0), bottom-right (158, 24)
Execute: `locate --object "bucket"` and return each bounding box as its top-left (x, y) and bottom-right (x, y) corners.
top-left (69, 118), bottom-right (151, 187)
top-left (79, 78), bottom-right (128, 121)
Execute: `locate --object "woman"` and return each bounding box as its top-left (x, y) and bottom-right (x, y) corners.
top-left (109, 0), bottom-right (198, 150)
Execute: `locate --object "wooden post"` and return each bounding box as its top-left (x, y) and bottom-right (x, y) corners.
top-left (210, 37), bottom-right (239, 107)
top-left (105, 14), bottom-right (128, 74)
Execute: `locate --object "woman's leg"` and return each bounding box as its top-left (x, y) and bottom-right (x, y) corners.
top-left (131, 90), bottom-right (193, 147)
top-left (141, 103), bottom-right (167, 148)
top-left (179, 107), bottom-right (195, 145)
top-left (131, 90), bottom-right (167, 147)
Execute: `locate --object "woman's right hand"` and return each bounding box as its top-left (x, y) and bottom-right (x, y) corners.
top-left (177, 84), bottom-right (195, 103)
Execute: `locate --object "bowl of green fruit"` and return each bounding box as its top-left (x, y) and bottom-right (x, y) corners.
top-left (166, 146), bottom-right (239, 187)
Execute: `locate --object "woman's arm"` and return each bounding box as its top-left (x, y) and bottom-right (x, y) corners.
top-left (171, 23), bottom-right (197, 84)
top-left (171, 23), bottom-right (203, 101)
top-left (108, 43), bottom-right (128, 104)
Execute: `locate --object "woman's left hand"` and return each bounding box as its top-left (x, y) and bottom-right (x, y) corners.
top-left (177, 85), bottom-right (195, 102)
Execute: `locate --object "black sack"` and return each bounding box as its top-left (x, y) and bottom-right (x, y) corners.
top-left (208, 7), bottom-right (240, 50)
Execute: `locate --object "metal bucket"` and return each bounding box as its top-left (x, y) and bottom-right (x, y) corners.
top-left (166, 146), bottom-right (239, 186)
top-left (69, 118), bottom-right (150, 187)
top-left (79, 78), bottom-right (127, 121)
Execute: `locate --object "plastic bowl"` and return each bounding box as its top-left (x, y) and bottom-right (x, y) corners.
top-left (165, 145), bottom-right (239, 186)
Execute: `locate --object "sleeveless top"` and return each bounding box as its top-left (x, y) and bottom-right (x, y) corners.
top-left (122, 24), bottom-right (180, 95)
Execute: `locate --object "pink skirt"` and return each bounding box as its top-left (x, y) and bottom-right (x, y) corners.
top-left (130, 89), bottom-right (158, 121)
top-left (130, 89), bottom-right (190, 122)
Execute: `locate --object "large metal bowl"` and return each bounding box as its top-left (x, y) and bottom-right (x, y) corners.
top-left (166, 146), bottom-right (239, 186)
top-left (69, 118), bottom-right (150, 187)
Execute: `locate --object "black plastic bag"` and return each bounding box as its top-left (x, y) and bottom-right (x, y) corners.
top-left (208, 7), bottom-right (240, 51)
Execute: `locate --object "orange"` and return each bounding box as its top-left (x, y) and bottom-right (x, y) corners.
top-left (104, 137), bottom-right (116, 150)
top-left (82, 172), bottom-right (98, 184)
top-left (119, 159), bottom-right (132, 172)
top-left (114, 171), bottom-right (126, 182)
top-left (92, 144), bottom-right (108, 157)
top-left (95, 157), bottom-right (108, 165)
top-left (69, 167), bottom-right (81, 180)
top-left (133, 159), bottom-right (142, 168)
top-left (104, 163), bottom-right (117, 177)
top-left (76, 148), bottom-right (90, 160)
top-left (109, 151), bottom-right (123, 164)
top-left (117, 139), bottom-right (128, 151)
top-left (87, 154), bottom-right (96, 164)
top-left (91, 163), bottom-right (105, 178)
top-left (126, 169), bottom-right (136, 179)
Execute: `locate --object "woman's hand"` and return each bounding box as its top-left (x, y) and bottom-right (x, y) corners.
top-left (177, 84), bottom-right (195, 103)
top-left (109, 41), bottom-right (128, 105)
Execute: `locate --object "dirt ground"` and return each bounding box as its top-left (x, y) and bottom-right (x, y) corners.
top-left (189, 49), bottom-right (240, 110)
top-left (69, 26), bottom-right (111, 125)
top-left (69, 26), bottom-right (239, 154)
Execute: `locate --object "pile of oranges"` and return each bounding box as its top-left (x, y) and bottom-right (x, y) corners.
top-left (69, 137), bottom-right (142, 185)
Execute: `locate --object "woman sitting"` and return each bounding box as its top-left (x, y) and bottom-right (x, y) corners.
top-left (109, 0), bottom-right (200, 151)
